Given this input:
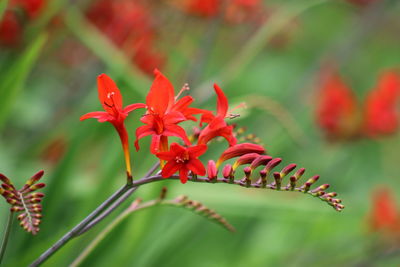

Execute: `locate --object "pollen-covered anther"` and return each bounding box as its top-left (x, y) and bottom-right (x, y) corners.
top-left (207, 160), bottom-right (218, 180)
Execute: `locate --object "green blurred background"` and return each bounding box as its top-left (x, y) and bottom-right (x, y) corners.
top-left (0, 0), bottom-right (400, 266)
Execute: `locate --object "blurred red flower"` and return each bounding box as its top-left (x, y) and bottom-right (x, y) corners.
top-left (369, 188), bottom-right (400, 236)
top-left (0, 0), bottom-right (45, 46)
top-left (86, 0), bottom-right (165, 75)
top-left (316, 66), bottom-right (400, 141)
top-left (363, 71), bottom-right (400, 137)
top-left (316, 66), bottom-right (358, 140)
top-left (157, 143), bottom-right (207, 183)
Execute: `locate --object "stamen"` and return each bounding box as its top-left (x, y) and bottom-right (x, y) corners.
top-left (226, 102), bottom-right (247, 119)
top-left (175, 83), bottom-right (190, 100)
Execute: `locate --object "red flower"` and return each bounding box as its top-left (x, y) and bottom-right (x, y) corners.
top-left (369, 188), bottom-right (399, 234)
top-left (86, 0), bottom-right (165, 75)
top-left (0, 11), bottom-right (21, 46)
top-left (135, 70), bottom-right (206, 154)
top-left (186, 0), bottom-right (219, 17)
top-left (316, 66), bottom-right (358, 139)
top-left (363, 71), bottom-right (400, 137)
top-left (198, 84), bottom-right (237, 146)
top-left (81, 74), bottom-right (145, 178)
top-left (156, 143), bottom-right (207, 184)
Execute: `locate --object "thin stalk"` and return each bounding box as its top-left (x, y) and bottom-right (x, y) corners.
top-left (30, 162), bottom-right (160, 266)
top-left (0, 211), bottom-right (13, 265)
top-left (77, 187), bottom-right (138, 236)
top-left (71, 199), bottom-right (167, 267)
top-left (29, 183), bottom-right (132, 267)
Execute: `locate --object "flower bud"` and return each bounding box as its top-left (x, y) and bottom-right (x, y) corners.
top-left (216, 143), bottom-right (265, 167)
top-left (207, 160), bottom-right (218, 180)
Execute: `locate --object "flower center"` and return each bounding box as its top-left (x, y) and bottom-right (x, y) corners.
top-left (153, 115), bottom-right (164, 134)
top-left (104, 92), bottom-right (119, 115)
top-left (175, 151), bottom-right (190, 163)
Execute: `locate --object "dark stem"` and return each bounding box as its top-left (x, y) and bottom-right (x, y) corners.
top-left (77, 163), bottom-right (159, 236)
top-left (30, 162), bottom-right (160, 267)
top-left (29, 183), bottom-right (132, 267)
top-left (0, 211), bottom-right (13, 265)
top-left (77, 187), bottom-right (138, 236)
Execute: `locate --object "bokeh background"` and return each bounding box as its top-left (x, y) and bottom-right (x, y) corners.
top-left (0, 0), bottom-right (400, 266)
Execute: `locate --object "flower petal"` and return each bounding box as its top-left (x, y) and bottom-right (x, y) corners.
top-left (150, 134), bottom-right (161, 154)
top-left (163, 124), bottom-right (191, 146)
top-left (161, 161), bottom-right (181, 178)
top-left (134, 125), bottom-right (156, 151)
top-left (80, 111), bottom-right (112, 122)
top-left (179, 167), bottom-right (189, 184)
top-left (188, 144), bottom-right (208, 157)
top-left (163, 111), bottom-right (186, 125)
top-left (214, 84), bottom-right (228, 117)
top-left (156, 150), bottom-right (176, 161)
top-left (146, 69), bottom-right (175, 115)
top-left (97, 74), bottom-right (123, 113)
top-left (187, 158), bottom-right (206, 176)
top-left (123, 103), bottom-right (146, 114)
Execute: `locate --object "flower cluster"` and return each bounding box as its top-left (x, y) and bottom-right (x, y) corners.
top-left (0, 171), bottom-right (46, 235)
top-left (0, 0), bottom-right (46, 46)
top-left (175, 0), bottom-right (265, 24)
top-left (316, 65), bottom-right (400, 141)
top-left (86, 0), bottom-right (165, 75)
top-left (368, 188), bottom-right (400, 240)
top-left (81, 70), bottom-right (344, 211)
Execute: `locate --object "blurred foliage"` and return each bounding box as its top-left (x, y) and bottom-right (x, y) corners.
top-left (0, 0), bottom-right (400, 266)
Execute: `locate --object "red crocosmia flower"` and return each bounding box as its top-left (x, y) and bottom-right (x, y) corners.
top-left (157, 143), bottom-right (207, 184)
top-left (135, 70), bottom-right (207, 154)
top-left (81, 74), bottom-right (145, 178)
top-left (363, 71), bottom-right (400, 137)
top-left (369, 188), bottom-right (399, 233)
top-left (198, 84), bottom-right (237, 146)
top-left (186, 0), bottom-right (219, 17)
top-left (86, 0), bottom-right (165, 75)
top-left (316, 67), bottom-right (358, 140)
top-left (0, 11), bottom-right (22, 46)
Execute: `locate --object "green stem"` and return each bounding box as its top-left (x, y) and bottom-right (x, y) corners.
top-left (0, 211), bottom-right (14, 265)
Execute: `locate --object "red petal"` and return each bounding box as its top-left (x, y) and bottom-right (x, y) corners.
top-left (97, 74), bottom-right (123, 113)
top-left (188, 144), bottom-right (207, 157)
top-left (161, 161), bottom-right (181, 178)
top-left (146, 69), bottom-right (175, 115)
top-left (169, 143), bottom-right (187, 154)
top-left (134, 125), bottom-right (156, 151)
top-left (163, 111), bottom-right (186, 125)
top-left (80, 111), bottom-right (112, 122)
top-left (123, 103), bottom-right (146, 114)
top-left (156, 150), bottom-right (176, 161)
top-left (187, 158), bottom-right (206, 176)
top-left (150, 135), bottom-right (163, 154)
top-left (179, 167), bottom-right (189, 184)
top-left (214, 84), bottom-right (229, 117)
top-left (163, 125), bottom-right (191, 146)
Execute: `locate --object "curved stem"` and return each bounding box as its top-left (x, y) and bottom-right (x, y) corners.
top-left (0, 211), bottom-right (13, 265)
top-left (77, 187), bottom-right (138, 236)
top-left (29, 183), bottom-right (132, 267)
top-left (30, 162), bottom-right (161, 267)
